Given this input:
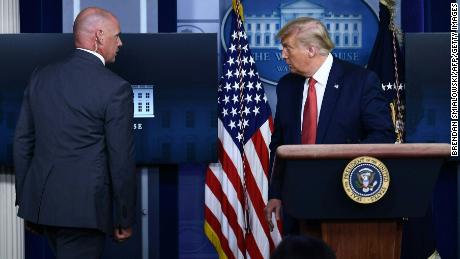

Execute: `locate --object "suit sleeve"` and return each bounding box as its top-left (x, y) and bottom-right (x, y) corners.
top-left (104, 82), bottom-right (137, 229)
top-left (360, 71), bottom-right (396, 143)
top-left (268, 84), bottom-right (284, 200)
top-left (13, 72), bottom-right (37, 206)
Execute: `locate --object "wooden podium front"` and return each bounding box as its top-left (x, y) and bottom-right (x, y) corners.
top-left (274, 144), bottom-right (450, 259)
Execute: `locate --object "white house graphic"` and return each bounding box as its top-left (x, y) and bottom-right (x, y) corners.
top-left (132, 85), bottom-right (154, 118)
top-left (245, 0), bottom-right (362, 49)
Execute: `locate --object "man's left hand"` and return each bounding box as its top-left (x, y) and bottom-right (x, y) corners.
top-left (113, 227), bottom-right (133, 243)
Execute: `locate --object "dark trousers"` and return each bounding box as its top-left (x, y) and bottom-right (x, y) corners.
top-left (282, 210), bottom-right (322, 238)
top-left (43, 226), bottom-right (105, 259)
top-left (282, 209), bottom-right (300, 236)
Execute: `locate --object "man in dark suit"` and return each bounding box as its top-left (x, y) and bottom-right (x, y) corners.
top-left (14, 7), bottom-right (136, 258)
top-left (270, 235), bottom-right (336, 259)
top-left (264, 17), bottom-right (395, 235)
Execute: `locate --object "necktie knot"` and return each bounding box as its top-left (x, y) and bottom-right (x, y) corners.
top-left (309, 77), bottom-right (317, 89)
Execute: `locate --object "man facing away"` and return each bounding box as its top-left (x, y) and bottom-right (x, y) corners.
top-left (14, 7), bottom-right (136, 258)
top-left (264, 17), bottom-right (395, 235)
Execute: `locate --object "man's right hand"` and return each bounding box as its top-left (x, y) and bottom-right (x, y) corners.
top-left (113, 227), bottom-right (132, 243)
top-left (264, 198), bottom-right (282, 232)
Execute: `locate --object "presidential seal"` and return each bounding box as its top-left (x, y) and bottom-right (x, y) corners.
top-left (342, 156), bottom-right (390, 204)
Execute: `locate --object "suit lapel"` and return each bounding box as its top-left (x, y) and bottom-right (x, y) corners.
top-left (288, 74), bottom-right (306, 144)
top-left (316, 58), bottom-right (344, 143)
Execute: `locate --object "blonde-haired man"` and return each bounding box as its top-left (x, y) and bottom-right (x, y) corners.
top-left (264, 17), bottom-right (395, 235)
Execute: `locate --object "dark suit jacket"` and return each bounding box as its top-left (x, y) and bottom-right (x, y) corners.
top-left (14, 49), bottom-right (136, 234)
top-left (268, 57), bottom-right (395, 199)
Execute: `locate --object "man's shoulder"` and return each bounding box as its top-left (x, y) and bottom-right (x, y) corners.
top-left (276, 73), bottom-right (305, 100)
top-left (94, 67), bottom-right (131, 96)
top-left (333, 58), bottom-right (377, 78)
top-left (32, 51), bottom-right (92, 75)
top-left (278, 73), bottom-right (305, 85)
top-left (34, 53), bottom-right (130, 94)
top-left (97, 66), bottom-right (127, 83)
top-left (69, 51), bottom-right (129, 85)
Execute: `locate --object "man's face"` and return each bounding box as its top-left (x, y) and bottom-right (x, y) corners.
top-left (99, 18), bottom-right (122, 63)
top-left (281, 33), bottom-right (307, 76)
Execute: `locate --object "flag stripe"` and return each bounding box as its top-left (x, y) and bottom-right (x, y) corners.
top-left (243, 155), bottom-right (275, 251)
top-left (205, 184), bottom-right (245, 259)
top-left (250, 129), bottom-right (270, 179)
top-left (245, 232), bottom-right (264, 259)
top-left (247, 198), bottom-right (271, 259)
top-left (217, 139), bottom-right (245, 205)
top-left (268, 117), bottom-right (274, 132)
top-left (217, 118), bottom-right (245, 187)
top-left (206, 166), bottom-right (246, 254)
top-left (204, 221), bottom-right (229, 259)
top-left (260, 117), bottom-right (273, 149)
top-left (205, 207), bottom-right (236, 259)
top-left (244, 139), bottom-right (268, 198)
top-left (218, 119), bottom-right (245, 179)
top-left (208, 162), bottom-right (246, 232)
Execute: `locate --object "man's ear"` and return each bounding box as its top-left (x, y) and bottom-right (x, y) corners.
top-left (305, 46), bottom-right (315, 58)
top-left (96, 30), bottom-right (104, 43)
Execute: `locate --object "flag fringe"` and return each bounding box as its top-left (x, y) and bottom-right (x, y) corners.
top-left (380, 0), bottom-right (395, 9)
top-left (380, 0), bottom-right (403, 44)
top-left (232, 0), bottom-right (244, 21)
top-left (204, 220), bottom-right (229, 259)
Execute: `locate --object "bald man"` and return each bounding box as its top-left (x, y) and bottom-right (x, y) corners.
top-left (14, 7), bottom-right (136, 258)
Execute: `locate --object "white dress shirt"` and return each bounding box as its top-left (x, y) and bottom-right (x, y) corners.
top-left (300, 53), bottom-right (334, 130)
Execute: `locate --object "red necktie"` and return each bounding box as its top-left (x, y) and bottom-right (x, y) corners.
top-left (301, 78), bottom-right (317, 144)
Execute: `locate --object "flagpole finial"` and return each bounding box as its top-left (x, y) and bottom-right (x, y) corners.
top-left (380, 0), bottom-right (395, 9)
top-left (380, 0), bottom-right (402, 40)
top-left (232, 0), bottom-right (244, 21)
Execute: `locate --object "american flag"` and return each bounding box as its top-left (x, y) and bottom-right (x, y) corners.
top-left (368, 1), bottom-right (405, 143)
top-left (204, 1), bottom-right (282, 258)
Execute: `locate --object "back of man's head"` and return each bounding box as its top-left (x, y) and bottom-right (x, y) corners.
top-left (270, 235), bottom-right (336, 259)
top-left (73, 7), bottom-right (115, 49)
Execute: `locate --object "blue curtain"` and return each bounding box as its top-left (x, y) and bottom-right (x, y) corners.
top-left (401, 1), bottom-right (458, 258)
top-left (402, 0), bottom-right (453, 32)
top-left (19, 0), bottom-right (62, 32)
top-left (19, 0), bottom-right (177, 33)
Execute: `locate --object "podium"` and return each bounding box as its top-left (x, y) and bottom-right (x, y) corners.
top-left (274, 143), bottom-right (450, 259)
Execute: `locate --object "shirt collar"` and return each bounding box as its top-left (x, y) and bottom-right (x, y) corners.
top-left (311, 53), bottom-right (333, 85)
top-left (76, 48), bottom-right (105, 65)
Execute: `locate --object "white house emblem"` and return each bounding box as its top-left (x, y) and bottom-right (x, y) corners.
top-left (221, 0), bottom-right (378, 85)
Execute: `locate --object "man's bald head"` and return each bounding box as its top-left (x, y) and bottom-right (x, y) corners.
top-left (74, 7), bottom-right (113, 48)
top-left (73, 7), bottom-right (123, 63)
